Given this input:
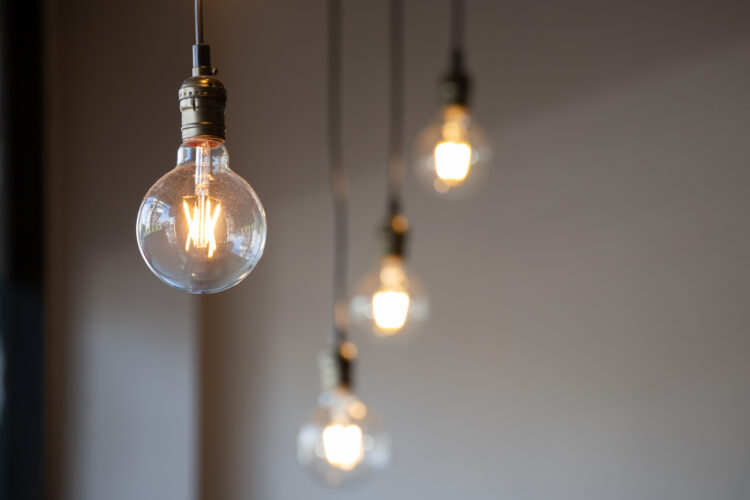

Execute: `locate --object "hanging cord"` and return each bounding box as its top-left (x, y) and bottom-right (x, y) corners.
top-left (324, 0), bottom-right (355, 389)
top-left (328, 0), bottom-right (349, 350)
top-left (386, 0), bottom-right (404, 212)
top-left (195, 0), bottom-right (204, 45)
top-left (450, 0), bottom-right (465, 55)
top-left (442, 0), bottom-right (470, 107)
top-left (192, 0), bottom-right (211, 69)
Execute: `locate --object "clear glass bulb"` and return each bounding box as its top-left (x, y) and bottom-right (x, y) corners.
top-left (414, 104), bottom-right (491, 198)
top-left (136, 139), bottom-right (266, 293)
top-left (350, 255), bottom-right (429, 339)
top-left (297, 387), bottom-right (390, 486)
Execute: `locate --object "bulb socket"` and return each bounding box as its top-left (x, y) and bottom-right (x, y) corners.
top-left (440, 49), bottom-right (472, 107)
top-left (380, 204), bottom-right (409, 257)
top-left (319, 343), bottom-right (354, 391)
top-left (178, 71), bottom-right (227, 142)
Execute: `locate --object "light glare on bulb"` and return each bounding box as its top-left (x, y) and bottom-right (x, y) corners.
top-left (414, 104), bottom-right (491, 198)
top-left (298, 388), bottom-right (390, 486)
top-left (370, 257), bottom-right (412, 334)
top-left (351, 255), bottom-right (428, 340)
top-left (183, 198), bottom-right (220, 256)
top-left (372, 290), bottom-right (410, 333)
top-left (322, 424), bottom-right (364, 471)
top-left (182, 142), bottom-right (221, 257)
top-left (434, 140), bottom-right (472, 183)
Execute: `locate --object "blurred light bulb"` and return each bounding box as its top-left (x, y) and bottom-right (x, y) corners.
top-left (351, 255), bottom-right (429, 339)
top-left (322, 423), bottom-right (364, 471)
top-left (434, 140), bottom-right (471, 182)
top-left (136, 139), bottom-right (266, 293)
top-left (415, 104), bottom-right (491, 198)
top-left (298, 387), bottom-right (389, 486)
top-left (372, 290), bottom-right (410, 332)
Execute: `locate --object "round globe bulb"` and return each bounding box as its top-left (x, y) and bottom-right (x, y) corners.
top-left (414, 104), bottom-right (491, 198)
top-left (350, 255), bottom-right (429, 340)
top-left (297, 387), bottom-right (390, 486)
top-left (136, 139), bottom-right (266, 293)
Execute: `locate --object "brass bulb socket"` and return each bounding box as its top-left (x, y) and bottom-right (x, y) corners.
top-left (178, 74), bottom-right (227, 141)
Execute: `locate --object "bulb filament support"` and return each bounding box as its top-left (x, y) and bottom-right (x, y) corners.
top-left (183, 142), bottom-right (221, 257)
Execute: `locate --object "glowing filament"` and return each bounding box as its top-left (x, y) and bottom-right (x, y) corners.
top-left (322, 424), bottom-right (364, 471)
top-left (372, 290), bottom-right (410, 334)
top-left (183, 197), bottom-right (221, 257)
top-left (434, 140), bottom-right (472, 183)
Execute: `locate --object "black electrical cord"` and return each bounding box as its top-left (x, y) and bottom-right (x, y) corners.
top-left (195, 0), bottom-right (204, 45)
top-left (386, 0), bottom-right (404, 212)
top-left (192, 0), bottom-right (211, 71)
top-left (450, 0), bottom-right (465, 55)
top-left (328, 0), bottom-right (349, 350)
top-left (443, 0), bottom-right (471, 107)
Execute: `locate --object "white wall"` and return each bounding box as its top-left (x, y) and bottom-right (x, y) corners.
top-left (49, 1), bottom-right (750, 499)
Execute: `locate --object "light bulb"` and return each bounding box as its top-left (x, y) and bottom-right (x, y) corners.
top-left (298, 387), bottom-right (390, 486)
top-left (434, 140), bottom-right (472, 183)
top-left (136, 139), bottom-right (266, 293)
top-left (372, 290), bottom-right (410, 332)
top-left (322, 423), bottom-right (364, 471)
top-left (414, 104), bottom-right (491, 198)
top-left (351, 255), bottom-right (429, 339)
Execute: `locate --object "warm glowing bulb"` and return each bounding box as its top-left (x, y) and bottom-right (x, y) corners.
top-left (298, 388), bottom-right (390, 486)
top-left (351, 255), bottom-right (429, 340)
top-left (183, 198), bottom-right (220, 257)
top-left (414, 104), bottom-right (491, 198)
top-left (136, 139), bottom-right (266, 293)
top-left (372, 290), bottom-right (410, 333)
top-left (182, 142), bottom-right (222, 258)
top-left (322, 424), bottom-right (364, 471)
top-left (434, 140), bottom-right (472, 183)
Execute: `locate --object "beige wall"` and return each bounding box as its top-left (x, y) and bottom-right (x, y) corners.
top-left (49, 1), bottom-right (750, 499)
top-left (46, 0), bottom-right (199, 499)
